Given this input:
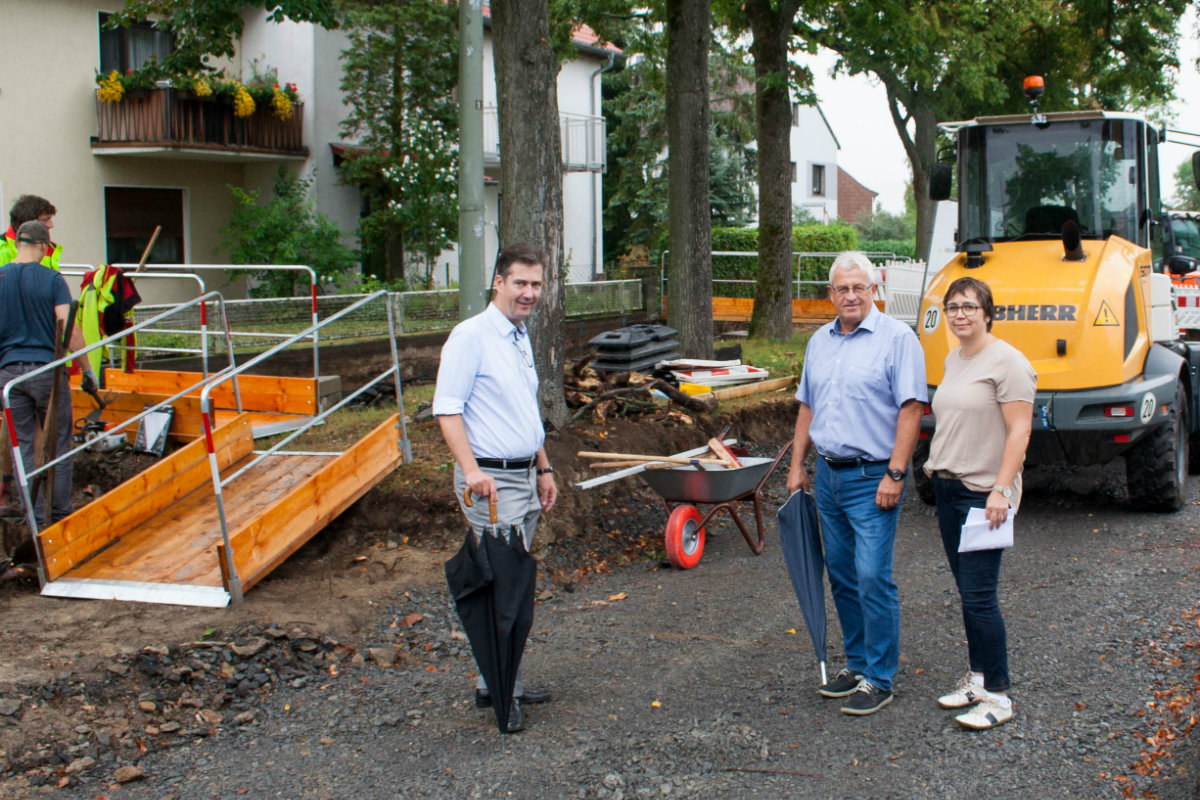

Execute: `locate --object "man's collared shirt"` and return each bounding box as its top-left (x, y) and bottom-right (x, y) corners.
top-left (433, 302), bottom-right (544, 460)
top-left (797, 305), bottom-right (927, 462)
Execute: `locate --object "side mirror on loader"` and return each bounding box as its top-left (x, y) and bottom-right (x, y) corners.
top-left (930, 163), bottom-right (952, 201)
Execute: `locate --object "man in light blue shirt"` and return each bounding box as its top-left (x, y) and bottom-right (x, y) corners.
top-left (433, 242), bottom-right (558, 732)
top-left (786, 251), bottom-right (927, 716)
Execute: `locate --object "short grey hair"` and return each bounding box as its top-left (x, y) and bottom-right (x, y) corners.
top-left (828, 251), bottom-right (878, 286)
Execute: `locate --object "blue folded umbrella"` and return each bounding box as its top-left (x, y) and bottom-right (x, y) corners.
top-left (776, 490), bottom-right (827, 684)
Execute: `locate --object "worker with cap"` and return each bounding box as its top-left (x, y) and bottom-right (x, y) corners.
top-left (0, 221), bottom-right (96, 525)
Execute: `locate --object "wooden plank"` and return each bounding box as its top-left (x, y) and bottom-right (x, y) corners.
top-left (66, 451), bottom-right (325, 588)
top-left (711, 375), bottom-right (798, 401)
top-left (103, 370), bottom-right (318, 415)
top-left (38, 414), bottom-right (255, 581)
top-left (71, 389), bottom-right (204, 441)
top-left (665, 296), bottom-right (882, 323)
top-left (222, 414), bottom-right (401, 591)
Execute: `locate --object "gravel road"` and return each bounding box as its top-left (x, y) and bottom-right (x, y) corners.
top-left (25, 454), bottom-right (1200, 800)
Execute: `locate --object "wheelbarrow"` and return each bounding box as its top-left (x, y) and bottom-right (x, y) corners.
top-left (639, 441), bottom-right (793, 569)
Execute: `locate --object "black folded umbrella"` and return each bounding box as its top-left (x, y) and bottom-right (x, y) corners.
top-left (445, 491), bottom-right (536, 732)
top-left (777, 490), bottom-right (828, 684)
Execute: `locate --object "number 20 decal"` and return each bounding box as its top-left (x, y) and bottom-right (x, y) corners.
top-left (922, 305), bottom-right (941, 334)
top-left (1139, 392), bottom-right (1156, 425)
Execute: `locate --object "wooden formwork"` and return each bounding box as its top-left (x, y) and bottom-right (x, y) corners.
top-left (70, 369), bottom-right (324, 442)
top-left (664, 297), bottom-right (885, 323)
top-left (37, 412), bottom-right (402, 607)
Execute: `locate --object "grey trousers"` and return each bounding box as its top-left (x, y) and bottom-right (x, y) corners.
top-left (453, 463), bottom-right (541, 696)
top-left (0, 364), bottom-right (74, 525)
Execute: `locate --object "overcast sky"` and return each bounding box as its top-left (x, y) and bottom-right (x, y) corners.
top-left (805, 10), bottom-right (1200, 216)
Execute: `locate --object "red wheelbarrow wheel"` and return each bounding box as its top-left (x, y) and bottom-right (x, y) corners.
top-left (664, 504), bottom-right (705, 569)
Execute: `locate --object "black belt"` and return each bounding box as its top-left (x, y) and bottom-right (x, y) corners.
top-left (475, 456), bottom-right (536, 470)
top-left (820, 453), bottom-right (887, 470)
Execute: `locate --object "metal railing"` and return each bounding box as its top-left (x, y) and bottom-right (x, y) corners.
top-left (4, 291), bottom-right (240, 585)
top-left (131, 278), bottom-right (644, 346)
top-left (93, 88), bottom-right (306, 154)
top-left (482, 105), bottom-right (606, 172)
top-left (658, 250), bottom-right (900, 315)
top-left (60, 265), bottom-right (214, 374)
top-left (197, 290), bottom-right (410, 602)
top-left (113, 263), bottom-right (321, 383)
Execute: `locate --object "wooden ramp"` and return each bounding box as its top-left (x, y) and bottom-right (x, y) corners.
top-left (36, 412), bottom-right (401, 607)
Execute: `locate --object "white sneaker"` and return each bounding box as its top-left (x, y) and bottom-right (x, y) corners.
top-left (955, 695), bottom-right (1014, 730)
top-left (937, 671), bottom-right (984, 709)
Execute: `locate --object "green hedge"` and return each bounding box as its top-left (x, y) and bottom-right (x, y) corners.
top-left (708, 223), bottom-right (857, 279)
top-left (705, 223), bottom-right (856, 297)
top-left (858, 238), bottom-right (916, 259)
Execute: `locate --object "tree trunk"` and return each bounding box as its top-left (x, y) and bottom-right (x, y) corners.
top-left (384, 224), bottom-right (406, 284)
top-left (883, 83), bottom-right (937, 265)
top-left (491, 0), bottom-right (568, 428)
top-left (745, 0), bottom-right (800, 341)
top-left (665, 0), bottom-right (714, 359)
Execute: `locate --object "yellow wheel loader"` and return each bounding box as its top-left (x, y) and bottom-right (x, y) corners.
top-left (913, 78), bottom-right (1200, 511)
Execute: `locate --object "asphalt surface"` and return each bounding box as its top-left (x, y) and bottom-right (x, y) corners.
top-left (37, 458), bottom-right (1200, 800)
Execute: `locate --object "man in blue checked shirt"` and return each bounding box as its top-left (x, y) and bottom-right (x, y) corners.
top-left (786, 251), bottom-right (927, 717)
top-left (433, 242), bottom-right (558, 732)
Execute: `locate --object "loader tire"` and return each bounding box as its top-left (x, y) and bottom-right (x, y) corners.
top-left (1126, 379), bottom-right (1188, 512)
top-left (911, 439), bottom-right (935, 506)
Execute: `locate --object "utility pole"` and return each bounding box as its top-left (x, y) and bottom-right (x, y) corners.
top-left (457, 0), bottom-right (487, 319)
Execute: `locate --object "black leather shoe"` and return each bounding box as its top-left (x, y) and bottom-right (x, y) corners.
top-left (518, 687), bottom-right (552, 704)
top-left (504, 699), bottom-right (523, 733)
top-left (474, 689), bottom-right (492, 708)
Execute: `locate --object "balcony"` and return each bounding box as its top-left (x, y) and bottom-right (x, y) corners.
top-left (91, 88), bottom-right (308, 162)
top-left (483, 106), bottom-right (606, 173)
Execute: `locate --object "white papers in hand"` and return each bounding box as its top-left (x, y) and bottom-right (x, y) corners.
top-left (958, 507), bottom-right (1015, 553)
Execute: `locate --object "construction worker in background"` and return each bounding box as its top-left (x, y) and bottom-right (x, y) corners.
top-left (0, 196), bottom-right (63, 512)
top-left (0, 195), bottom-right (62, 270)
top-left (0, 221), bottom-right (95, 526)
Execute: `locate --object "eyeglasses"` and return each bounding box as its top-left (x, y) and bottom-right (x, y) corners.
top-left (944, 303), bottom-right (982, 317)
top-left (513, 338), bottom-right (533, 368)
top-left (830, 284), bottom-right (873, 297)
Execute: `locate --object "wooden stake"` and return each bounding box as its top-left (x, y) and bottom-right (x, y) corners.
top-left (577, 451), bottom-right (727, 466)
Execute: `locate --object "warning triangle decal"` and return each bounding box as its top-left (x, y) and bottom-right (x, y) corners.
top-left (1093, 300), bottom-right (1120, 327)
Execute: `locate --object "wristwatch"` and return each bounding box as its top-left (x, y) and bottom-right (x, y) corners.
top-left (886, 468), bottom-right (906, 481)
top-left (537, 466), bottom-right (555, 476)
top-left (991, 485), bottom-right (1013, 499)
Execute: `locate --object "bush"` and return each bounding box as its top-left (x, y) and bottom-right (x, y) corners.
top-left (219, 169), bottom-right (359, 297)
top-left (708, 222), bottom-right (858, 282)
top-left (858, 239), bottom-right (916, 259)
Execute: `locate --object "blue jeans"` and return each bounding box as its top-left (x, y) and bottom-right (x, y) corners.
top-left (932, 475), bottom-right (1010, 693)
top-left (814, 459), bottom-right (901, 691)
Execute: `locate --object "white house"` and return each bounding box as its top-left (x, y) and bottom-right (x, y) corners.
top-left (0, 2), bottom-right (616, 304)
top-left (789, 101), bottom-right (840, 223)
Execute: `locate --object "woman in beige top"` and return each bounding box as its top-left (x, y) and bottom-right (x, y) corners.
top-left (924, 276), bottom-right (1036, 730)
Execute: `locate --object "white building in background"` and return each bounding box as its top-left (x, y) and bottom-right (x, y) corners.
top-left (0, 3), bottom-right (616, 304)
top-left (789, 102), bottom-right (841, 223)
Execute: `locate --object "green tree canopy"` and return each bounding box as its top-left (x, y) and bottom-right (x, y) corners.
top-left (798, 0), bottom-right (1190, 262)
top-left (1174, 159), bottom-right (1200, 210)
top-left (337, 0), bottom-right (458, 285)
top-left (109, 0), bottom-right (339, 77)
